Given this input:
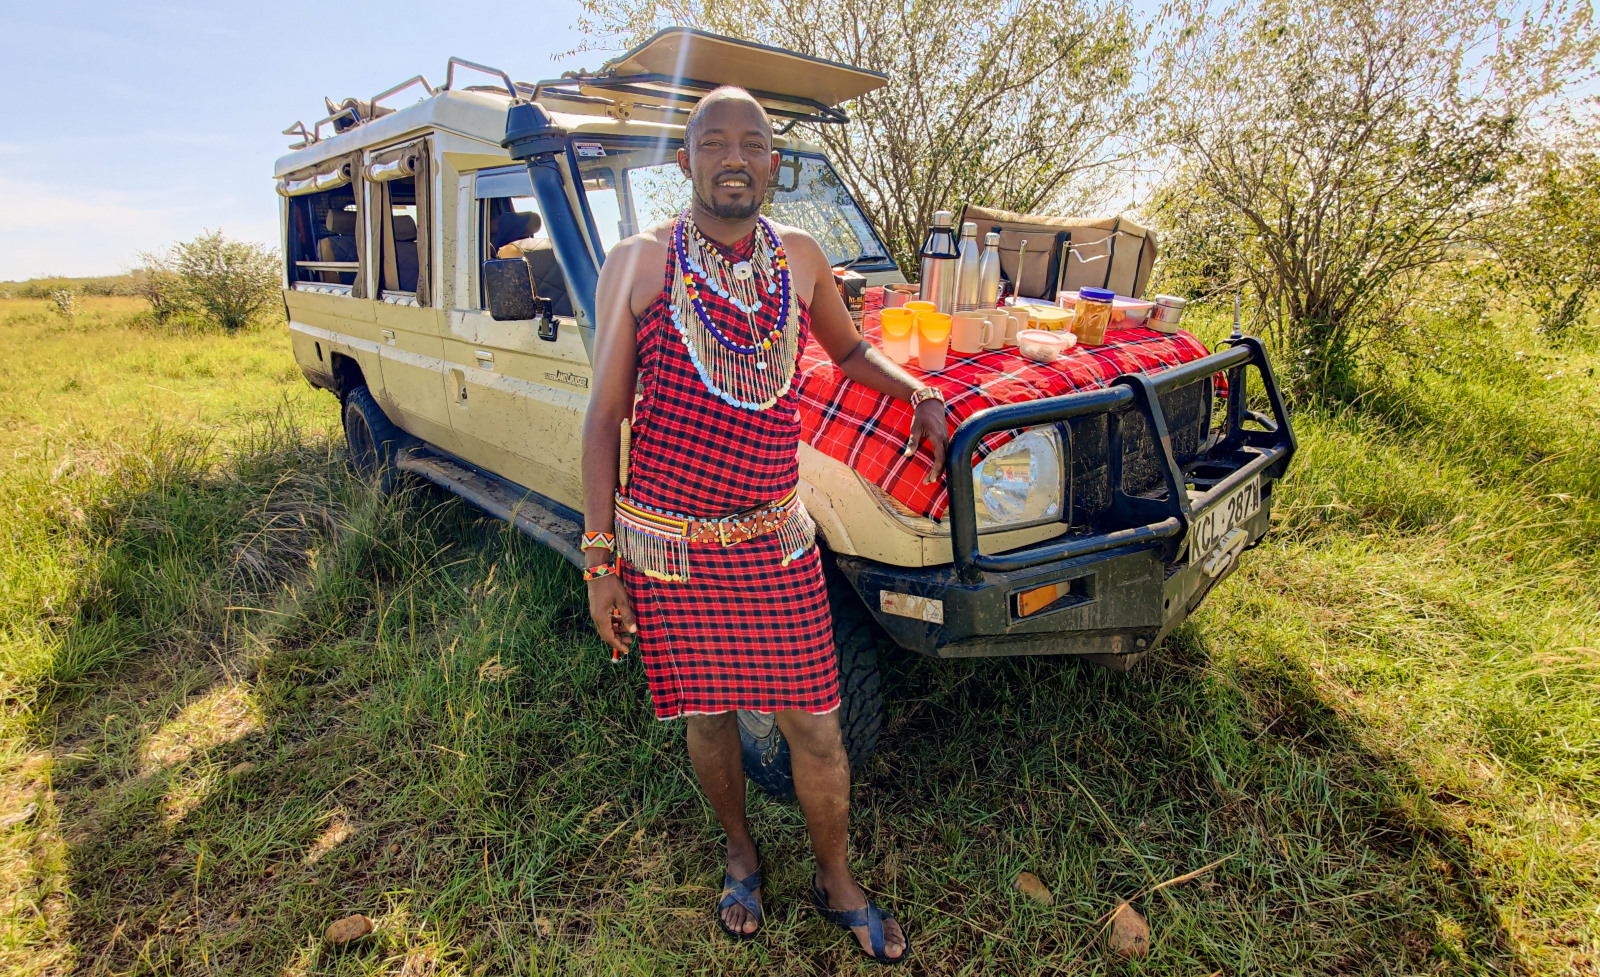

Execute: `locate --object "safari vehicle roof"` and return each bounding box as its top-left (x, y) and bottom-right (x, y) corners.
top-left (274, 30), bottom-right (887, 178)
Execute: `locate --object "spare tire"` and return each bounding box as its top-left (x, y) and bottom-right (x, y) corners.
top-left (738, 565), bottom-right (884, 799)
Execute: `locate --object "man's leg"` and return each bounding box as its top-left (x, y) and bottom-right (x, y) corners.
top-left (774, 709), bottom-right (906, 960)
top-left (685, 712), bottom-right (761, 934)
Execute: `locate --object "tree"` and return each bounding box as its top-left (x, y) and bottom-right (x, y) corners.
top-left (166, 231), bottom-right (280, 333)
top-left (1155, 0), bottom-right (1598, 398)
top-left (574, 0), bottom-right (1149, 275)
top-left (1483, 148), bottom-right (1600, 340)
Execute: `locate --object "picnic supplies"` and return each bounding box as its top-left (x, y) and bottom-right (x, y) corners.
top-left (917, 211), bottom-right (959, 314)
top-left (978, 232), bottom-right (1003, 308)
top-left (1152, 294), bottom-right (1188, 333)
top-left (957, 205), bottom-right (1159, 300)
top-left (1070, 286), bottom-right (1115, 346)
top-left (955, 221), bottom-right (982, 311)
top-left (796, 288), bottom-right (1217, 520)
top-left (1017, 328), bottom-right (1074, 363)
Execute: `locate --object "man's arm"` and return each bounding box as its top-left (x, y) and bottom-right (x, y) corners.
top-left (581, 234), bottom-right (654, 654)
top-left (794, 233), bottom-right (950, 482)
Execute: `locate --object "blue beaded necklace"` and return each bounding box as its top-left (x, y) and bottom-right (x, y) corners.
top-left (668, 214), bottom-right (800, 411)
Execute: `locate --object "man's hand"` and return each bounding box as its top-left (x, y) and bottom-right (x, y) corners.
top-left (588, 574), bottom-right (637, 658)
top-left (906, 399), bottom-right (950, 484)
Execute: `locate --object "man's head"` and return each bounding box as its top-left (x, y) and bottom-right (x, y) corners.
top-left (678, 87), bottom-right (777, 222)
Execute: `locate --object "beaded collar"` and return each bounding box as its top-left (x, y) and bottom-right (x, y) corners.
top-left (668, 213), bottom-right (802, 411)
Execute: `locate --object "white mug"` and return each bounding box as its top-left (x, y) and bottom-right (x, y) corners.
top-left (951, 311), bottom-right (994, 354)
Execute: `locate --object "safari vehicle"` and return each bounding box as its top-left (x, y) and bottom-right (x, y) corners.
top-left (275, 29), bottom-right (1295, 795)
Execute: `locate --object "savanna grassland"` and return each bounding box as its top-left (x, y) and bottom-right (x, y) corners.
top-left (0, 292), bottom-right (1596, 975)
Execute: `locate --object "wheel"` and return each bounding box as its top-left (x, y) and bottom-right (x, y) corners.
top-left (738, 565), bottom-right (885, 799)
top-left (342, 385), bottom-right (407, 494)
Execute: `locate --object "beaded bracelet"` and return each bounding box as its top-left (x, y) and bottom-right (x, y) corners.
top-left (910, 386), bottom-right (946, 411)
top-left (582, 562), bottom-right (619, 582)
top-left (581, 531), bottom-right (616, 552)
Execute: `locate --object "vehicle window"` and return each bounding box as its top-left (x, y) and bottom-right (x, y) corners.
top-left (378, 176), bottom-right (421, 294)
top-left (578, 146), bottom-right (893, 269)
top-left (475, 164), bottom-right (572, 318)
top-left (285, 188), bottom-right (359, 289)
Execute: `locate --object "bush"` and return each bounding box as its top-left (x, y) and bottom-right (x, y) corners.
top-left (146, 231), bottom-right (280, 333)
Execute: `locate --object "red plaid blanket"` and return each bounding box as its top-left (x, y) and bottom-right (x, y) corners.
top-left (796, 288), bottom-right (1215, 520)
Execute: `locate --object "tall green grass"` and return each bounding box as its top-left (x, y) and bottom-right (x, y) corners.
top-left (0, 297), bottom-right (1595, 974)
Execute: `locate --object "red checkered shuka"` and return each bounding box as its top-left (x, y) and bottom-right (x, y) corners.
top-left (797, 289), bottom-right (1220, 519)
top-left (619, 227), bottom-right (839, 720)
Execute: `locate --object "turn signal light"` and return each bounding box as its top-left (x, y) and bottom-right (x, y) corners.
top-left (1017, 582), bottom-right (1068, 617)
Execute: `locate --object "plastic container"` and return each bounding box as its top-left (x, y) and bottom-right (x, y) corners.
top-left (878, 308), bottom-right (915, 364)
top-left (1027, 306), bottom-right (1073, 332)
top-left (915, 312), bottom-right (951, 371)
top-left (1072, 286), bottom-right (1115, 345)
top-left (1151, 294), bottom-right (1187, 333)
top-left (1017, 328), bottom-right (1074, 363)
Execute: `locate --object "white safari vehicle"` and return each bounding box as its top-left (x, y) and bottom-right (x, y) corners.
top-left (275, 29), bottom-right (1296, 796)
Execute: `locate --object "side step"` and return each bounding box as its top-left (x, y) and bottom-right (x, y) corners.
top-left (395, 448), bottom-right (584, 566)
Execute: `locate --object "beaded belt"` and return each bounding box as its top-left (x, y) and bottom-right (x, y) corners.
top-left (614, 488), bottom-right (816, 582)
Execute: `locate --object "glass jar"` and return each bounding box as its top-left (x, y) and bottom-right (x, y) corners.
top-left (1072, 287), bottom-right (1115, 345)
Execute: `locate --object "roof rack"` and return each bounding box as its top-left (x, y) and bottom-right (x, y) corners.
top-left (283, 56), bottom-right (527, 148)
top-left (532, 28), bottom-right (886, 128)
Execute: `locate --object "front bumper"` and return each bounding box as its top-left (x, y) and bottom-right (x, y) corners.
top-left (838, 336), bottom-right (1295, 669)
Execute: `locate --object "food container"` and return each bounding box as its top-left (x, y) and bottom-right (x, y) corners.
top-left (1071, 286), bottom-right (1115, 345)
top-left (1151, 294), bottom-right (1187, 333)
top-left (1017, 328), bottom-right (1075, 363)
top-left (1027, 306), bottom-right (1073, 332)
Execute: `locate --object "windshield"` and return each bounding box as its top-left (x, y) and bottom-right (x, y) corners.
top-left (574, 139), bottom-right (894, 270)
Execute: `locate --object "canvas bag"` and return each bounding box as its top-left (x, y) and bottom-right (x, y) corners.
top-left (958, 205), bottom-right (1160, 300)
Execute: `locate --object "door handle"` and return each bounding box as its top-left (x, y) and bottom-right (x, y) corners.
top-left (381, 329), bottom-right (396, 346)
top-left (474, 349), bottom-right (495, 370)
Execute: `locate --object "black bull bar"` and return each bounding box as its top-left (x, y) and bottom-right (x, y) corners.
top-left (944, 336), bottom-right (1297, 585)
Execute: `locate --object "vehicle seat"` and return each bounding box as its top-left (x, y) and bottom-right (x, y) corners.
top-left (525, 242), bottom-right (573, 318)
top-left (492, 211), bottom-right (543, 256)
top-left (392, 215), bottom-right (419, 292)
top-left (317, 209), bottom-right (358, 283)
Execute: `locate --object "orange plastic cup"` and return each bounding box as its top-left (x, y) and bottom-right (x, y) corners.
top-left (915, 312), bottom-right (952, 371)
top-left (878, 308), bottom-right (914, 364)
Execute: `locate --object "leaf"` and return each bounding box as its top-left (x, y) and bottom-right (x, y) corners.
top-left (324, 913), bottom-right (374, 944)
top-left (1013, 870), bottom-right (1054, 905)
top-left (1107, 901), bottom-right (1150, 957)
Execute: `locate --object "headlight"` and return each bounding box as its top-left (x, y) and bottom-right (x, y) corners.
top-left (973, 426), bottom-right (1064, 532)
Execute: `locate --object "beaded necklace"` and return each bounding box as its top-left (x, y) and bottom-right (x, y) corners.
top-left (668, 213), bottom-right (801, 411)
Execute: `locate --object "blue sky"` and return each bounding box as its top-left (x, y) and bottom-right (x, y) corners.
top-left (2, 0), bottom-right (620, 280)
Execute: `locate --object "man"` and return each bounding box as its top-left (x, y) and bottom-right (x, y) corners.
top-left (580, 86), bottom-right (948, 964)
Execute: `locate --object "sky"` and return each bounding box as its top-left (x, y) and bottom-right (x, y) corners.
top-left (1, 1), bottom-right (622, 281)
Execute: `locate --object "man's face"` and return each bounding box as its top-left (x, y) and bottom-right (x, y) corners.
top-left (679, 98), bottom-right (778, 221)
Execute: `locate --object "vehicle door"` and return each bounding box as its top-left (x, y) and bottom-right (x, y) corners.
top-left (439, 164), bottom-right (592, 508)
top-left (365, 137), bottom-right (455, 450)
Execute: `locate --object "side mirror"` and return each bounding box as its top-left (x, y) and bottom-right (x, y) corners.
top-left (483, 257), bottom-right (554, 338)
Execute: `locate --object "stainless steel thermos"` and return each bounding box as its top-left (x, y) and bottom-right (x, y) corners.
top-left (954, 221), bottom-right (981, 312)
top-left (919, 211), bottom-right (959, 315)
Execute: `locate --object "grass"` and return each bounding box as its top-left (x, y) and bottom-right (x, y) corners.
top-left (0, 294), bottom-right (1596, 975)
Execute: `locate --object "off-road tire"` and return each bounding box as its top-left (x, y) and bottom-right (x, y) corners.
top-left (738, 566), bottom-right (884, 799)
top-left (342, 386), bottom-right (407, 494)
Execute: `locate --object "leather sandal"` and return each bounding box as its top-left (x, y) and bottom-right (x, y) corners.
top-left (810, 876), bottom-right (910, 965)
top-left (716, 850), bottom-right (764, 941)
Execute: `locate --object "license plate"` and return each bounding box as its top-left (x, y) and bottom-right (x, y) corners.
top-left (1190, 475), bottom-right (1261, 556)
